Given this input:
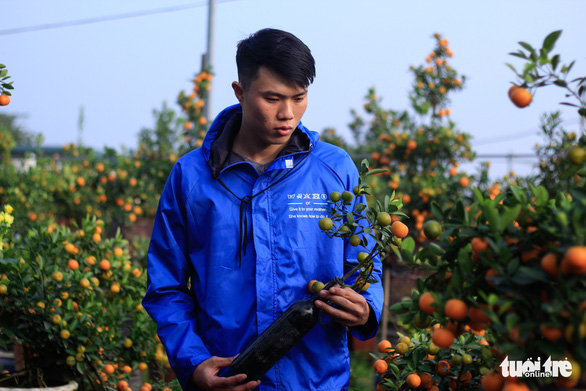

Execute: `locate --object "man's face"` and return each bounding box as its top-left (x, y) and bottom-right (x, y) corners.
top-left (232, 66), bottom-right (308, 149)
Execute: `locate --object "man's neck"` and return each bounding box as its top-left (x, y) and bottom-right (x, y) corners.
top-left (232, 128), bottom-right (289, 164)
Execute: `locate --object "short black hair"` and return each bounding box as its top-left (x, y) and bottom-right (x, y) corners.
top-left (236, 28), bottom-right (316, 90)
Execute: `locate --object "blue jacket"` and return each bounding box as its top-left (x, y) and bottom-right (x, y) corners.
top-left (143, 104), bottom-right (383, 390)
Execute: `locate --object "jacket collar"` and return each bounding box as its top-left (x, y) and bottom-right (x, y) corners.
top-left (202, 104), bottom-right (318, 179)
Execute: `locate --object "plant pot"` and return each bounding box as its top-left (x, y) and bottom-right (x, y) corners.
top-left (0, 380), bottom-right (78, 391)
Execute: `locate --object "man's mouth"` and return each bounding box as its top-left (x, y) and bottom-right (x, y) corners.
top-left (275, 126), bottom-right (293, 136)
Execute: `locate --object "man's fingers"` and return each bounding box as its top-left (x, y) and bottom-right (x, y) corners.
top-left (192, 355), bottom-right (256, 390)
top-left (315, 300), bottom-right (353, 325)
top-left (319, 287), bottom-right (365, 310)
top-left (316, 287), bottom-right (369, 326)
top-left (233, 380), bottom-right (262, 391)
top-left (210, 375), bottom-right (260, 391)
top-left (207, 373), bottom-right (248, 389)
top-left (208, 355), bottom-right (236, 368)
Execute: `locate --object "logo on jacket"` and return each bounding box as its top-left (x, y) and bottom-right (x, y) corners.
top-left (287, 193), bottom-right (328, 220)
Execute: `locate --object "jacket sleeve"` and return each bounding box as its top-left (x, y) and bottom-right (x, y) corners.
top-left (142, 162), bottom-right (211, 390)
top-left (342, 157), bottom-right (384, 341)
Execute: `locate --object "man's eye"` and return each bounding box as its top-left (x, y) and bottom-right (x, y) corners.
top-left (265, 97), bottom-right (278, 102)
top-left (295, 97), bottom-right (305, 102)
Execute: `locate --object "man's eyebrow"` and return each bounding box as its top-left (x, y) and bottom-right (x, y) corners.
top-left (261, 89), bottom-right (308, 98)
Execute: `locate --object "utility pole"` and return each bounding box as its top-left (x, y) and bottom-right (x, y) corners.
top-left (203, 0), bottom-right (216, 119)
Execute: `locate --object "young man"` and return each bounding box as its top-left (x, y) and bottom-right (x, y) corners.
top-left (143, 28), bottom-right (383, 391)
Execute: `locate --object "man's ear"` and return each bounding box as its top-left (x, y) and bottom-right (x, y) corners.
top-left (232, 81), bottom-right (244, 103)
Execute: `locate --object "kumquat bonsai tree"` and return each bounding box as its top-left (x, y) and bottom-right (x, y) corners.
top-left (0, 212), bottom-right (165, 390)
top-left (310, 159), bottom-right (407, 296)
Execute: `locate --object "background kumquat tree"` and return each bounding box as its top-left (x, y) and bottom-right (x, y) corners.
top-left (0, 69), bottom-right (214, 391)
top-left (322, 33), bottom-right (487, 244)
top-left (0, 214), bottom-right (168, 390)
top-left (375, 183), bottom-right (586, 390)
top-left (363, 30), bottom-right (586, 391)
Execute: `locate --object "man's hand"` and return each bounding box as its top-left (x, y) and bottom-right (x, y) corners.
top-left (191, 356), bottom-right (260, 391)
top-left (315, 286), bottom-right (370, 327)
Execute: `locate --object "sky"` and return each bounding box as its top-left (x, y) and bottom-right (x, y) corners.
top-left (2, 0), bottom-right (586, 180)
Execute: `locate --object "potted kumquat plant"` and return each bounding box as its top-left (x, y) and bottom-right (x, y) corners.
top-left (0, 211), bottom-right (160, 391)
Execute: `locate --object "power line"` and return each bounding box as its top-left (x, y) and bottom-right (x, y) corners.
top-left (0, 1), bottom-right (238, 36)
top-left (473, 118), bottom-right (582, 146)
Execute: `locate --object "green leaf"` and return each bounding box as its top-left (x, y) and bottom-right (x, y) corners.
top-left (1, 328), bottom-right (15, 339)
top-left (512, 266), bottom-right (548, 285)
top-left (533, 186), bottom-right (549, 207)
top-left (566, 60), bottom-right (576, 74)
top-left (501, 204), bottom-right (521, 229)
top-left (519, 41), bottom-right (535, 54)
top-left (551, 54), bottom-right (560, 71)
top-left (346, 212), bottom-right (355, 225)
top-left (455, 199), bottom-right (468, 223)
top-left (473, 187), bottom-right (484, 203)
top-left (542, 30), bottom-right (562, 54)
top-left (401, 236), bottom-right (415, 253)
top-left (523, 73), bottom-right (536, 83)
top-left (384, 195), bottom-right (391, 210)
top-left (510, 186), bottom-right (527, 204)
top-left (390, 363), bottom-right (400, 379)
top-left (578, 108), bottom-right (586, 118)
top-left (505, 63), bottom-right (518, 73)
top-left (507, 53), bottom-right (526, 60)
top-left (360, 159), bottom-right (369, 175)
top-left (488, 293), bottom-right (499, 306)
top-left (458, 248), bottom-right (472, 276)
top-left (364, 168), bottom-right (389, 177)
top-left (390, 302), bottom-right (408, 314)
top-left (560, 165), bottom-right (580, 180)
top-left (483, 203), bottom-right (500, 232)
top-left (401, 237), bottom-right (415, 263)
top-left (554, 79), bottom-right (568, 87)
top-left (0, 69), bottom-right (7, 78)
top-left (429, 243), bottom-right (444, 256)
top-left (430, 202), bottom-right (444, 222)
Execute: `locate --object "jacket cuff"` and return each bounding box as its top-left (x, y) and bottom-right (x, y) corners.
top-left (349, 303), bottom-right (379, 340)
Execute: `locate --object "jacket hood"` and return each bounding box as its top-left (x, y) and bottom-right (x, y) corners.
top-left (201, 103), bottom-right (320, 169)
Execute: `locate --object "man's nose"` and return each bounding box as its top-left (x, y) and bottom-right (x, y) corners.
top-left (277, 101), bottom-right (294, 120)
